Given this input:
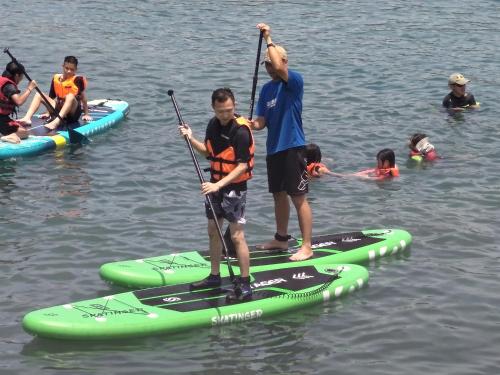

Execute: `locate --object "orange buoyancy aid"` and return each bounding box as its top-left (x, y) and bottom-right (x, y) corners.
top-left (205, 117), bottom-right (255, 184)
top-left (0, 76), bottom-right (18, 116)
top-left (52, 74), bottom-right (86, 100)
top-left (376, 165), bottom-right (400, 178)
top-left (307, 162), bottom-right (327, 178)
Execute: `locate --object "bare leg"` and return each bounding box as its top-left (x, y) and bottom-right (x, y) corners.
top-left (19, 93), bottom-right (55, 125)
top-left (256, 191), bottom-right (290, 250)
top-left (207, 217), bottom-right (224, 275)
top-left (229, 222), bottom-right (250, 277)
top-left (1, 126), bottom-right (29, 144)
top-left (289, 194), bottom-right (313, 261)
top-left (45, 94), bottom-right (78, 130)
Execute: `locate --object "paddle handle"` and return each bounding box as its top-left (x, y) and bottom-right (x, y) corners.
top-left (168, 90), bottom-right (236, 281)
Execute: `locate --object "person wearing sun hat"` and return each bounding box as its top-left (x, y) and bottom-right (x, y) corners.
top-left (251, 22), bottom-right (313, 261)
top-left (442, 73), bottom-right (479, 111)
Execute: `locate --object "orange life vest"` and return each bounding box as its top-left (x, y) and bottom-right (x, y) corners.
top-left (0, 76), bottom-right (17, 116)
top-left (376, 165), bottom-right (400, 178)
top-left (205, 117), bottom-right (254, 184)
top-left (307, 162), bottom-right (327, 178)
top-left (52, 74), bottom-right (86, 100)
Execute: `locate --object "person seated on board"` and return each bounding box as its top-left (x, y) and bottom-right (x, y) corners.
top-left (305, 143), bottom-right (334, 178)
top-left (18, 56), bottom-right (92, 130)
top-left (0, 61), bottom-right (37, 144)
top-left (407, 133), bottom-right (438, 162)
top-left (346, 148), bottom-right (399, 180)
top-left (442, 73), bottom-right (479, 112)
top-left (179, 87), bottom-right (253, 302)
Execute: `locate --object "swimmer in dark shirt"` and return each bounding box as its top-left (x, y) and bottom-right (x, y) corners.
top-left (442, 73), bottom-right (479, 112)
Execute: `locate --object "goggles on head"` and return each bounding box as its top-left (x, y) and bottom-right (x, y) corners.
top-left (415, 137), bottom-right (435, 155)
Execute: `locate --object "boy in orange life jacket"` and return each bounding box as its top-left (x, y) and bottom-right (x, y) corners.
top-left (0, 61), bottom-right (37, 144)
top-left (19, 56), bottom-right (91, 130)
top-left (178, 88), bottom-right (254, 301)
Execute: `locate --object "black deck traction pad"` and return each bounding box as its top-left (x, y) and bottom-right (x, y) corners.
top-left (138, 231), bottom-right (388, 271)
top-left (134, 266), bottom-right (339, 312)
top-left (214, 231), bottom-right (385, 267)
top-left (27, 104), bottom-right (116, 136)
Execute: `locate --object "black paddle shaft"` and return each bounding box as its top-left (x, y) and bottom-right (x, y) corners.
top-left (248, 31), bottom-right (264, 120)
top-left (168, 90), bottom-right (236, 282)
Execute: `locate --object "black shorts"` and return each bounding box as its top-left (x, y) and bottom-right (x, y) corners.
top-left (205, 189), bottom-right (247, 224)
top-left (0, 117), bottom-right (19, 136)
top-left (55, 99), bottom-right (82, 124)
top-left (266, 146), bottom-right (308, 195)
top-left (65, 104), bottom-right (82, 124)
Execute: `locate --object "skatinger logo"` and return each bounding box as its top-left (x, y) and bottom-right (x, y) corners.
top-left (211, 309), bottom-right (263, 326)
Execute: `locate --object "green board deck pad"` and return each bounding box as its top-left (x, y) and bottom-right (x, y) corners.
top-left (23, 264), bottom-right (369, 340)
top-left (99, 229), bottom-right (411, 288)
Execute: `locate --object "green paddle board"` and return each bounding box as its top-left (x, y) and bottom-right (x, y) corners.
top-left (100, 228), bottom-right (411, 288)
top-left (23, 263), bottom-right (368, 340)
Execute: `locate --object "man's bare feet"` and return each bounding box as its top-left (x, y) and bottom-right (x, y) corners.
top-left (289, 246), bottom-right (313, 261)
top-left (255, 239), bottom-right (288, 251)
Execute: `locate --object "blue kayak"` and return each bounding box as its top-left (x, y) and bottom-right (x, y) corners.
top-left (0, 99), bottom-right (129, 160)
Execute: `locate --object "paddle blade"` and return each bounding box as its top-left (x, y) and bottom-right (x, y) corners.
top-left (68, 128), bottom-right (89, 145)
top-left (223, 226), bottom-right (237, 258)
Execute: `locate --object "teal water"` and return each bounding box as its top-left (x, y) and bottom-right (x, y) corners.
top-left (1, 0), bottom-right (500, 374)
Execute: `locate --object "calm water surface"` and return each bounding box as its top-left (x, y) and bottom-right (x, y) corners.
top-left (1, 1), bottom-right (500, 374)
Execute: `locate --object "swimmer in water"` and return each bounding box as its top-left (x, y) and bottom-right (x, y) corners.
top-left (305, 143), bottom-right (333, 178)
top-left (442, 73), bottom-right (479, 112)
top-left (349, 148), bottom-right (400, 180)
top-left (408, 133), bottom-right (438, 162)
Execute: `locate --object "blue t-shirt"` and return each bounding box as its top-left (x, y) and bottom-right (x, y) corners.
top-left (256, 69), bottom-right (305, 155)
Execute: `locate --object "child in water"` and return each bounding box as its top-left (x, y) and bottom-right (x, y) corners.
top-left (305, 143), bottom-right (332, 178)
top-left (350, 148), bottom-right (399, 180)
top-left (306, 144), bottom-right (398, 181)
top-left (408, 133), bottom-right (438, 162)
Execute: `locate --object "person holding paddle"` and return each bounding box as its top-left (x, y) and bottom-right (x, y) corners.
top-left (0, 61), bottom-right (37, 144)
top-left (178, 88), bottom-right (253, 301)
top-left (19, 56), bottom-right (91, 130)
top-left (251, 23), bottom-right (313, 261)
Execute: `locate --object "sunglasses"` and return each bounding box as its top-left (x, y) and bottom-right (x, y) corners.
top-left (454, 83), bottom-right (465, 87)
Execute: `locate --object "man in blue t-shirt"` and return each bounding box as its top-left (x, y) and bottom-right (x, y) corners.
top-left (251, 23), bottom-right (313, 261)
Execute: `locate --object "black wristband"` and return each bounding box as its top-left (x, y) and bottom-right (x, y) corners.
top-left (267, 43), bottom-right (275, 48)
